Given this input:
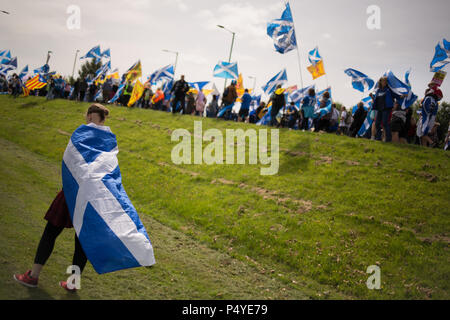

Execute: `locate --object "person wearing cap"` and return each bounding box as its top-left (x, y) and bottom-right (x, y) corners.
top-left (416, 84), bottom-right (443, 147)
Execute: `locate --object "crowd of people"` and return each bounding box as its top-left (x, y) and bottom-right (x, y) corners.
top-left (1, 71), bottom-right (449, 150)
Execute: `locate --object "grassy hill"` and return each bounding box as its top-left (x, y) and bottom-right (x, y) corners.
top-left (0, 96), bottom-right (448, 300)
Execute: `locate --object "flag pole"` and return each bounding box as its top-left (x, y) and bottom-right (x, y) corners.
top-left (289, 1), bottom-right (305, 90)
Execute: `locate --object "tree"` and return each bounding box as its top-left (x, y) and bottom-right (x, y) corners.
top-left (436, 101), bottom-right (450, 147)
top-left (77, 59), bottom-right (102, 81)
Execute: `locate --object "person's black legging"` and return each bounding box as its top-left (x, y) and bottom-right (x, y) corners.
top-left (34, 222), bottom-right (87, 273)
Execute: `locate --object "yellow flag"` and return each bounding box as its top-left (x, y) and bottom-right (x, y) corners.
top-left (128, 80), bottom-right (145, 107)
top-left (307, 60), bottom-right (326, 80)
top-left (126, 61), bottom-right (142, 83)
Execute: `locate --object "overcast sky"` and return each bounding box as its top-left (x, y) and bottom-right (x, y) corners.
top-left (1, 0), bottom-right (449, 106)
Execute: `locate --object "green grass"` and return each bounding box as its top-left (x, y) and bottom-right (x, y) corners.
top-left (0, 96), bottom-right (449, 300)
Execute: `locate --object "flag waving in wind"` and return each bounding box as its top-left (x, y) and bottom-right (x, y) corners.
top-left (430, 39), bottom-right (450, 72)
top-left (384, 70), bottom-right (417, 109)
top-left (213, 61), bottom-right (238, 80)
top-left (148, 64), bottom-right (174, 84)
top-left (62, 124), bottom-right (155, 274)
top-left (261, 69), bottom-right (288, 95)
top-left (125, 60), bottom-right (142, 83)
top-left (344, 68), bottom-right (375, 92)
top-left (80, 45), bottom-right (102, 61)
top-left (267, 2), bottom-right (297, 54)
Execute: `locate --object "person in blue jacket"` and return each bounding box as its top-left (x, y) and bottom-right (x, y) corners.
top-left (238, 89), bottom-right (252, 122)
top-left (370, 76), bottom-right (402, 142)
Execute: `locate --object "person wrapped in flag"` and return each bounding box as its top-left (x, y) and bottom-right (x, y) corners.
top-left (14, 104), bottom-right (155, 292)
top-left (416, 84), bottom-right (443, 147)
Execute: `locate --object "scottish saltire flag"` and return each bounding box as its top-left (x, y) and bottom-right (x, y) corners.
top-left (148, 64), bottom-right (174, 84)
top-left (0, 50), bottom-right (11, 59)
top-left (189, 81), bottom-right (210, 92)
top-left (405, 69), bottom-right (411, 88)
top-left (315, 87), bottom-right (332, 105)
top-left (262, 69), bottom-right (287, 95)
top-left (249, 95), bottom-right (262, 116)
top-left (357, 112), bottom-right (374, 137)
top-left (93, 89), bottom-right (103, 102)
top-left (213, 61), bottom-right (238, 80)
top-left (162, 79), bottom-right (174, 101)
top-left (217, 103), bottom-right (235, 118)
top-left (308, 47), bottom-right (322, 66)
top-left (94, 61), bottom-right (111, 80)
top-left (101, 48), bottom-right (111, 60)
top-left (19, 65), bottom-right (29, 80)
top-left (267, 2), bottom-right (297, 54)
top-left (344, 68), bottom-right (374, 92)
top-left (384, 70), bottom-right (417, 109)
top-left (0, 65), bottom-right (11, 76)
top-left (62, 124), bottom-right (155, 274)
top-left (1, 56), bottom-right (17, 69)
top-left (430, 39), bottom-right (450, 72)
top-left (352, 96), bottom-right (373, 116)
top-left (290, 84), bottom-right (315, 103)
top-left (33, 64), bottom-right (50, 74)
top-left (109, 82), bottom-right (126, 103)
top-left (313, 87), bottom-right (332, 118)
top-left (80, 45), bottom-right (102, 61)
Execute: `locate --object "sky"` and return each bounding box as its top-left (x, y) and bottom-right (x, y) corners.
top-left (1, 0), bottom-right (449, 106)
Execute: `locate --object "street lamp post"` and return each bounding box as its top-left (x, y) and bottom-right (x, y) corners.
top-left (72, 49), bottom-right (80, 79)
top-left (162, 49), bottom-right (179, 79)
top-left (248, 76), bottom-right (256, 94)
top-left (217, 25), bottom-right (236, 91)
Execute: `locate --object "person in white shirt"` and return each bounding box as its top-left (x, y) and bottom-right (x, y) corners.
top-left (338, 107), bottom-right (349, 135)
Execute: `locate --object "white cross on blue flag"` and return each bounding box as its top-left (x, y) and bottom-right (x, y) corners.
top-left (344, 68), bottom-right (374, 93)
top-left (261, 69), bottom-right (287, 95)
top-left (62, 124), bottom-right (155, 274)
top-left (267, 2), bottom-right (297, 54)
top-left (213, 61), bottom-right (239, 80)
top-left (148, 64), bottom-right (174, 84)
top-left (430, 39), bottom-right (450, 72)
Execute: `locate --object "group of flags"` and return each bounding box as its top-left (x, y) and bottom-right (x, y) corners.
top-left (80, 45), bottom-right (110, 62)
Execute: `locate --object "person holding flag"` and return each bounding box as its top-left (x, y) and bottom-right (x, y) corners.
top-left (416, 84), bottom-right (443, 147)
top-left (268, 84), bottom-right (286, 127)
top-left (170, 75), bottom-right (190, 114)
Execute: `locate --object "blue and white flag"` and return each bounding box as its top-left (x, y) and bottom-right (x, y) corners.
top-left (148, 64), bottom-right (174, 84)
top-left (344, 68), bottom-right (374, 92)
top-left (384, 70), bottom-right (417, 109)
top-left (188, 81), bottom-right (210, 91)
top-left (0, 50), bottom-right (11, 59)
top-left (257, 105), bottom-right (273, 126)
top-left (352, 96), bottom-right (373, 116)
top-left (1, 56), bottom-right (17, 69)
top-left (430, 39), bottom-right (450, 72)
top-left (101, 48), bottom-right (111, 60)
top-left (405, 68), bottom-right (411, 88)
top-left (33, 64), bottom-right (50, 75)
top-left (249, 95), bottom-right (262, 116)
top-left (18, 65), bottom-right (29, 80)
top-left (62, 124), bottom-right (155, 274)
top-left (93, 89), bottom-right (103, 102)
top-left (80, 45), bottom-right (102, 61)
top-left (213, 61), bottom-right (238, 80)
top-left (109, 82), bottom-right (126, 103)
top-left (357, 112), bottom-right (374, 138)
top-left (308, 47), bottom-right (322, 66)
top-left (217, 103), bottom-right (235, 118)
top-left (94, 61), bottom-right (111, 80)
top-left (267, 2), bottom-right (297, 54)
top-left (313, 87), bottom-right (332, 118)
top-left (262, 69), bottom-right (287, 95)
top-left (290, 84), bottom-right (315, 103)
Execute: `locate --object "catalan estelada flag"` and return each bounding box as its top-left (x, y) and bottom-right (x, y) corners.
top-left (25, 74), bottom-right (47, 90)
top-left (307, 60), bottom-right (326, 80)
top-left (22, 86), bottom-right (30, 97)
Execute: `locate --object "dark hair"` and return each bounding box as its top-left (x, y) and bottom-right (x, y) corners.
top-left (308, 88), bottom-right (315, 96)
top-left (323, 92), bottom-right (330, 99)
top-left (87, 104), bottom-right (110, 121)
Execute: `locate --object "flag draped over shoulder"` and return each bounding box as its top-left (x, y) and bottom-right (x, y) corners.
top-left (213, 61), bottom-right (238, 80)
top-left (261, 69), bottom-right (287, 95)
top-left (267, 2), bottom-right (297, 54)
top-left (344, 68), bottom-right (374, 92)
top-left (430, 39), bottom-right (450, 72)
top-left (62, 124), bottom-right (155, 274)
top-left (128, 80), bottom-right (145, 107)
